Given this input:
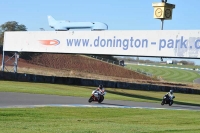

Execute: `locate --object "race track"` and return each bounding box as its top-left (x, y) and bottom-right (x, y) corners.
top-left (0, 92), bottom-right (200, 111)
top-left (193, 78), bottom-right (200, 84)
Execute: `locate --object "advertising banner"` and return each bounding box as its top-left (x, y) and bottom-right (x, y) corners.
top-left (3, 30), bottom-right (200, 58)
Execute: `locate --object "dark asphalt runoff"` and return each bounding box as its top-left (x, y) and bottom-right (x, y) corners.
top-left (0, 92), bottom-right (200, 111)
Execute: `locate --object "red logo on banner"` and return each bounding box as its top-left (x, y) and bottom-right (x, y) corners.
top-left (39, 39), bottom-right (60, 46)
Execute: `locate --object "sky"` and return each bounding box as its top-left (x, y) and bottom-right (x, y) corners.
top-left (1, 0), bottom-right (200, 65)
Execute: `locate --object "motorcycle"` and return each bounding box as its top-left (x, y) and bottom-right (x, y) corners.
top-left (161, 94), bottom-right (175, 106)
top-left (88, 89), bottom-right (106, 103)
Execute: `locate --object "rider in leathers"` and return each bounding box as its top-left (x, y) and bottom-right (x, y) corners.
top-left (165, 90), bottom-right (173, 100)
top-left (92, 84), bottom-right (105, 100)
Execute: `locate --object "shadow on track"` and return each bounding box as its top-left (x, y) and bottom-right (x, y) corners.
top-left (106, 90), bottom-right (200, 107)
top-left (173, 101), bottom-right (200, 107)
top-left (85, 86), bottom-right (200, 107)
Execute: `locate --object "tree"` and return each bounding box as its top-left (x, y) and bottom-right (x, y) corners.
top-left (0, 32), bottom-right (3, 46)
top-left (0, 21), bottom-right (27, 45)
top-left (179, 60), bottom-right (189, 65)
top-left (0, 21), bottom-right (36, 60)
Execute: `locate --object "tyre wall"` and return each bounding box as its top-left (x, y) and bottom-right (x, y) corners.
top-left (0, 71), bottom-right (199, 94)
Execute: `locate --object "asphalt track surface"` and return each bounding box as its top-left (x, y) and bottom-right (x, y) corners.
top-left (194, 78), bottom-right (200, 84)
top-left (0, 92), bottom-right (200, 111)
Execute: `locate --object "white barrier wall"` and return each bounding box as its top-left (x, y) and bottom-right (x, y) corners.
top-left (3, 30), bottom-right (200, 58)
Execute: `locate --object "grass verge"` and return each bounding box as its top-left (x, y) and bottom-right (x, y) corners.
top-left (126, 64), bottom-right (200, 83)
top-left (0, 107), bottom-right (200, 133)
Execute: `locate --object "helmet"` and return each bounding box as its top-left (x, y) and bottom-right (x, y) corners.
top-left (99, 84), bottom-right (103, 89)
top-left (169, 90), bottom-right (173, 94)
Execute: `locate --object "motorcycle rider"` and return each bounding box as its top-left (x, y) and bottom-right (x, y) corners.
top-left (92, 84), bottom-right (105, 100)
top-left (161, 89), bottom-right (175, 106)
top-left (96, 84), bottom-right (105, 92)
top-left (165, 90), bottom-right (174, 100)
top-left (167, 89), bottom-right (173, 96)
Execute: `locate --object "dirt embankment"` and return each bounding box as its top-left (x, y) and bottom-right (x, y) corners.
top-left (1, 53), bottom-right (199, 89)
top-left (27, 53), bottom-right (154, 80)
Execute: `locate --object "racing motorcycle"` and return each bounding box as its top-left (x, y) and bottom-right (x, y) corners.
top-left (161, 94), bottom-right (175, 106)
top-left (88, 89), bottom-right (106, 103)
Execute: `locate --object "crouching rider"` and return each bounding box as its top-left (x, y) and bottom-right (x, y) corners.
top-left (92, 84), bottom-right (105, 100)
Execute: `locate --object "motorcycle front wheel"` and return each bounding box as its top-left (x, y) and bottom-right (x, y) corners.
top-left (98, 96), bottom-right (104, 103)
top-left (169, 100), bottom-right (173, 106)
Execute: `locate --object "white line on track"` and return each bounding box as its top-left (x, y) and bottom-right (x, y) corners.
top-left (0, 104), bottom-right (198, 111)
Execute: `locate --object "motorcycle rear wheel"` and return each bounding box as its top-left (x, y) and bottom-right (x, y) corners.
top-left (161, 100), bottom-right (164, 105)
top-left (88, 96), bottom-right (93, 103)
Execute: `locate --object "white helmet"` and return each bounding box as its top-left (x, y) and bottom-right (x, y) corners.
top-left (169, 90), bottom-right (173, 94)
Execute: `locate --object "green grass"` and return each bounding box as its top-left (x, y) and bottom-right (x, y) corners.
top-left (0, 107), bottom-right (200, 133)
top-left (0, 80), bottom-right (199, 106)
top-left (0, 81), bottom-right (200, 133)
top-left (141, 63), bottom-right (200, 69)
top-left (126, 64), bottom-right (200, 83)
